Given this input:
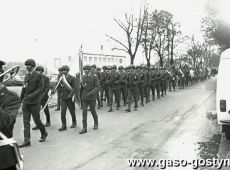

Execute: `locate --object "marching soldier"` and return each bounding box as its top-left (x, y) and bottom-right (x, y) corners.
top-left (108, 65), bottom-right (121, 112)
top-left (0, 60), bottom-right (5, 82)
top-left (55, 67), bottom-right (62, 111)
top-left (144, 66), bottom-right (150, 103)
top-left (155, 69), bottom-right (161, 99)
top-left (125, 65), bottom-right (139, 112)
top-left (58, 65), bottom-right (77, 131)
top-left (0, 82), bottom-right (21, 170)
top-left (137, 65), bottom-right (146, 106)
top-left (19, 59), bottom-right (48, 148)
top-left (118, 66), bottom-right (127, 106)
top-left (95, 67), bottom-right (101, 109)
top-left (79, 65), bottom-right (100, 134)
top-left (33, 66), bottom-right (51, 130)
top-left (159, 68), bottom-right (165, 97)
top-left (149, 67), bottom-right (157, 101)
top-left (100, 66), bottom-right (109, 107)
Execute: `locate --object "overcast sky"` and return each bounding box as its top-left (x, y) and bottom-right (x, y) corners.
top-left (0, 0), bottom-right (207, 67)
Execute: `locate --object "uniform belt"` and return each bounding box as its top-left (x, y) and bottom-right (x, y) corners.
top-left (0, 138), bottom-right (16, 146)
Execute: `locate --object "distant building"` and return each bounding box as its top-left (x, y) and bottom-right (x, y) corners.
top-left (82, 52), bottom-right (127, 68)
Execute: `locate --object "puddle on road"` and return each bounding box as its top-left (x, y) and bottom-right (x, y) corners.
top-left (195, 134), bottom-right (221, 160)
top-left (206, 112), bottom-right (217, 121)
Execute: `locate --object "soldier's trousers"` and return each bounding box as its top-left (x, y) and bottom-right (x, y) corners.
top-left (82, 100), bottom-right (98, 129)
top-left (41, 95), bottom-right (50, 123)
top-left (127, 88), bottom-right (138, 108)
top-left (100, 86), bottom-right (109, 106)
top-left (57, 91), bottom-right (61, 109)
top-left (60, 98), bottom-right (76, 126)
top-left (138, 85), bottom-right (144, 104)
top-left (22, 103), bottom-right (46, 142)
top-left (151, 83), bottom-right (160, 99)
top-left (120, 86), bottom-right (127, 105)
top-left (109, 87), bottom-right (121, 107)
top-left (160, 81), bottom-right (164, 96)
top-left (144, 86), bottom-right (150, 102)
top-left (96, 89), bottom-right (101, 107)
top-left (163, 80), bottom-right (168, 95)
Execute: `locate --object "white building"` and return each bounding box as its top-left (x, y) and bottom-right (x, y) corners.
top-left (82, 52), bottom-right (127, 68)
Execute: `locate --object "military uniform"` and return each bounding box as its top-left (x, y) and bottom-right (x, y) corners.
top-left (20, 59), bottom-right (47, 147)
top-left (149, 69), bottom-right (158, 100)
top-left (108, 65), bottom-right (121, 112)
top-left (0, 60), bottom-right (5, 83)
top-left (79, 65), bottom-right (100, 134)
top-left (100, 66), bottom-right (109, 107)
top-left (125, 65), bottom-right (139, 112)
top-left (95, 67), bottom-right (101, 109)
top-left (0, 85), bottom-right (21, 170)
top-left (59, 65), bottom-right (77, 131)
top-left (118, 66), bottom-right (127, 106)
top-left (144, 67), bottom-right (150, 103)
top-left (55, 68), bottom-right (62, 111)
top-left (137, 66), bottom-right (146, 106)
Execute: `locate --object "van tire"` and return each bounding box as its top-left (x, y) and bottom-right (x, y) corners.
top-left (222, 125), bottom-right (227, 132)
top-left (225, 126), bottom-right (230, 139)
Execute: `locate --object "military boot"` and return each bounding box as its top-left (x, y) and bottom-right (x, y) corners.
top-left (59, 125), bottom-right (67, 131)
top-left (108, 105), bottom-right (113, 112)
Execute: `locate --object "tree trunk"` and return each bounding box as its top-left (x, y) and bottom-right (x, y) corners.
top-left (160, 56), bottom-right (163, 67)
top-left (130, 55), bottom-right (134, 64)
top-left (147, 59), bottom-right (150, 68)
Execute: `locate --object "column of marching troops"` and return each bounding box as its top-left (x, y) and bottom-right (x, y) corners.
top-left (0, 58), bottom-right (213, 170)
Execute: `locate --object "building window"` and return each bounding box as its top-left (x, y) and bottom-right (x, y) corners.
top-left (84, 56), bottom-right (87, 62)
top-left (89, 57), bottom-right (93, 62)
top-left (103, 57), bottom-right (106, 62)
top-left (99, 57), bottom-right (102, 62)
top-left (119, 59), bottom-right (122, 63)
top-left (94, 57), bottom-right (97, 62)
top-left (111, 58), bottom-right (114, 62)
top-left (107, 58), bottom-right (110, 62)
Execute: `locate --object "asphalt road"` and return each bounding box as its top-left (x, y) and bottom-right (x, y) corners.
top-left (12, 77), bottom-right (226, 170)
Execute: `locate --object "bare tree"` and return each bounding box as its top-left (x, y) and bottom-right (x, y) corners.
top-left (166, 22), bottom-right (182, 65)
top-left (106, 6), bottom-right (147, 64)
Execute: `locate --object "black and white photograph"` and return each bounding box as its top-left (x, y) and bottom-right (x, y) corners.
top-left (0, 0), bottom-right (229, 169)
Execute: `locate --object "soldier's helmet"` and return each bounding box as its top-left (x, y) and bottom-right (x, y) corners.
top-left (112, 65), bottom-right (117, 70)
top-left (135, 65), bottom-right (140, 69)
top-left (25, 59), bottom-right (36, 67)
top-left (102, 65), bottom-right (107, 70)
top-left (96, 67), bottom-right (101, 71)
top-left (0, 60), bottom-right (5, 66)
top-left (83, 65), bottom-right (91, 70)
top-left (106, 66), bottom-right (112, 70)
top-left (91, 64), bottom-right (97, 69)
top-left (129, 64), bottom-right (135, 69)
top-left (61, 65), bottom-right (70, 71)
top-left (35, 66), bottom-right (44, 72)
top-left (118, 66), bottom-right (124, 70)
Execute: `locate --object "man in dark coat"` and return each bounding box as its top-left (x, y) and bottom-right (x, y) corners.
top-left (79, 65), bottom-right (100, 134)
top-left (33, 66), bottom-right (51, 130)
top-left (0, 81), bottom-right (21, 169)
top-left (55, 67), bottom-right (62, 111)
top-left (0, 60), bottom-right (5, 82)
top-left (58, 65), bottom-right (77, 131)
top-left (19, 59), bottom-right (48, 148)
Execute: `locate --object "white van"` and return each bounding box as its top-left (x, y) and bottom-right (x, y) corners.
top-left (216, 48), bottom-right (230, 138)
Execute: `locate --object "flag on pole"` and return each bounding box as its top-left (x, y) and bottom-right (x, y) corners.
top-left (78, 44), bottom-right (83, 80)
